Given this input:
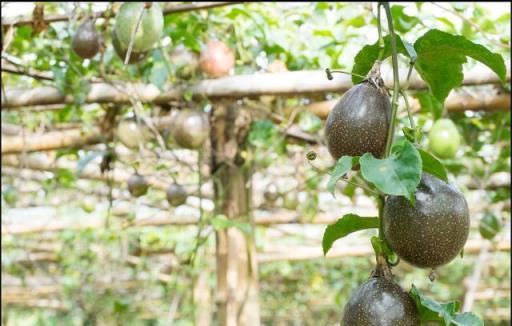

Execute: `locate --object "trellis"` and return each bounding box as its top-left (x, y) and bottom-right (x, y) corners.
top-left (1, 2), bottom-right (511, 325)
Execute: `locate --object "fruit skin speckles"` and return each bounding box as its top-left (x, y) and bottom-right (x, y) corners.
top-left (383, 173), bottom-right (470, 268)
top-left (325, 81), bottom-right (391, 161)
top-left (341, 276), bottom-right (420, 326)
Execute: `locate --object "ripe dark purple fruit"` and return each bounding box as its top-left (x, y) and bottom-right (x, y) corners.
top-left (383, 173), bottom-right (470, 268)
top-left (325, 81), bottom-right (391, 160)
top-left (166, 183), bottom-right (187, 207)
top-left (72, 20), bottom-right (100, 59)
top-left (342, 276), bottom-right (419, 326)
top-left (127, 174), bottom-right (149, 197)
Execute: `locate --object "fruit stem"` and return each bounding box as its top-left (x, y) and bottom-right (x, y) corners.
top-left (382, 2), bottom-right (400, 158)
top-left (376, 2), bottom-right (385, 60)
top-left (324, 68), bottom-right (366, 81)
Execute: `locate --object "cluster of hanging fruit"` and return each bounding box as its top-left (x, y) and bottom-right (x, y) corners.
top-left (324, 62), bottom-right (470, 326)
top-left (71, 2), bottom-right (235, 76)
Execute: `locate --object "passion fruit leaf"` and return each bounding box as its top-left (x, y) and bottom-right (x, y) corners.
top-left (322, 214), bottom-right (379, 255)
top-left (360, 140), bottom-right (422, 204)
top-left (326, 156), bottom-right (359, 196)
top-left (413, 29), bottom-right (507, 103)
top-left (414, 91), bottom-right (443, 120)
top-left (453, 312), bottom-right (485, 326)
top-left (351, 34), bottom-right (409, 84)
top-left (391, 5), bottom-right (420, 34)
top-left (417, 148), bottom-right (448, 183)
top-left (211, 214), bottom-right (252, 235)
top-left (149, 61), bottom-right (168, 90)
top-left (248, 120), bottom-right (278, 148)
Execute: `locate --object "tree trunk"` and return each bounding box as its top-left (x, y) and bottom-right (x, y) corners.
top-left (210, 101), bottom-right (260, 326)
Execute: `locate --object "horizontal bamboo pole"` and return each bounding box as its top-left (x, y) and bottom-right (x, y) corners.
top-left (257, 239), bottom-right (511, 263)
top-left (2, 196), bottom-right (508, 235)
top-left (1, 2), bottom-right (244, 27)
top-left (306, 91), bottom-right (511, 119)
top-left (2, 65), bottom-right (508, 109)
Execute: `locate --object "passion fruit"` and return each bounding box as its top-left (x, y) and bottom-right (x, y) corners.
top-left (479, 212), bottom-right (502, 240)
top-left (116, 118), bottom-right (151, 149)
top-left (172, 109), bottom-right (209, 149)
top-left (383, 173), bottom-right (470, 268)
top-left (3, 185), bottom-right (18, 206)
top-left (112, 30), bottom-right (149, 64)
top-left (72, 19), bottom-right (100, 59)
top-left (283, 192), bottom-right (299, 210)
top-left (170, 44), bottom-right (199, 79)
top-left (199, 40), bottom-right (235, 78)
top-left (263, 184), bottom-right (280, 203)
top-left (428, 118), bottom-right (461, 159)
top-left (325, 79), bottom-right (391, 160)
top-left (166, 183), bottom-right (187, 207)
top-left (114, 2), bottom-right (163, 53)
top-left (81, 196), bottom-right (96, 213)
top-left (127, 174), bottom-right (149, 197)
top-left (342, 276), bottom-right (420, 326)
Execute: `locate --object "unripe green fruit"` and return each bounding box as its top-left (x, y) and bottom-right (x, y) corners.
top-left (341, 277), bottom-right (420, 326)
top-left (127, 174), bottom-right (149, 197)
top-left (283, 192), bottom-right (299, 210)
top-left (81, 197), bottom-right (96, 213)
top-left (116, 119), bottom-right (151, 149)
top-left (3, 186), bottom-right (18, 205)
top-left (112, 30), bottom-right (149, 64)
top-left (325, 81), bottom-right (391, 160)
top-left (114, 2), bottom-right (163, 53)
top-left (72, 20), bottom-right (100, 59)
top-left (166, 184), bottom-right (187, 207)
top-left (479, 213), bottom-right (502, 240)
top-left (428, 118), bottom-right (460, 159)
top-left (172, 110), bottom-right (209, 150)
top-left (383, 173), bottom-right (470, 268)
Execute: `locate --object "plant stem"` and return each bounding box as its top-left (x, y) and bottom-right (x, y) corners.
top-left (382, 2), bottom-right (400, 158)
top-left (399, 90), bottom-right (415, 130)
top-left (377, 3), bottom-right (385, 60)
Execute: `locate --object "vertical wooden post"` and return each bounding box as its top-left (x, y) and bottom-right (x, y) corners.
top-left (210, 101), bottom-right (260, 326)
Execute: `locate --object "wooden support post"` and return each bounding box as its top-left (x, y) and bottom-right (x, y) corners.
top-left (210, 101), bottom-right (260, 326)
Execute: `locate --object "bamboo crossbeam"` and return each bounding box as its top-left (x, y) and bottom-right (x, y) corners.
top-left (257, 239), bottom-right (511, 263)
top-left (2, 65), bottom-right (508, 109)
top-left (1, 2), bottom-right (244, 27)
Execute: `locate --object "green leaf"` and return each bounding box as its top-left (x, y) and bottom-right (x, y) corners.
top-left (391, 5), bottom-right (420, 34)
top-left (248, 120), bottom-right (278, 148)
top-left (417, 148), bottom-right (448, 182)
top-left (343, 16), bottom-right (365, 28)
top-left (322, 214), bottom-right (379, 255)
top-left (360, 140), bottom-right (422, 203)
top-left (413, 29), bottom-right (506, 103)
top-left (453, 312), bottom-right (484, 326)
top-left (211, 215), bottom-right (252, 235)
top-left (298, 111), bottom-right (322, 133)
top-left (149, 62), bottom-right (168, 90)
top-left (351, 34), bottom-right (409, 84)
top-left (414, 91), bottom-right (443, 120)
top-left (327, 156), bottom-right (359, 196)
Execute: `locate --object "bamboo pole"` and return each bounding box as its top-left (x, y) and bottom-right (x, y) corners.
top-left (2, 66), bottom-right (508, 109)
top-left (1, 2), bottom-right (245, 27)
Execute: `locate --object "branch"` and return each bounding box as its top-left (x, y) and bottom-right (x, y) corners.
top-left (1, 2), bottom-right (245, 27)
